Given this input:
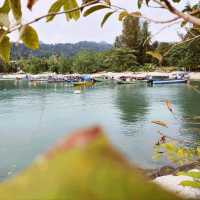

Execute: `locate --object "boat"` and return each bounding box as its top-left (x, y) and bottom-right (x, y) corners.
top-left (94, 76), bottom-right (112, 83)
top-left (116, 79), bottom-right (136, 84)
top-left (73, 81), bottom-right (95, 87)
top-left (148, 79), bottom-right (188, 85)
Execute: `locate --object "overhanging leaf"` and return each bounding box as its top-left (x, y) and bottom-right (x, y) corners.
top-left (46, 0), bottom-right (64, 22)
top-left (101, 11), bottom-right (115, 27)
top-left (146, 51), bottom-right (163, 63)
top-left (20, 25), bottom-right (39, 50)
top-left (137, 0), bottom-right (143, 9)
top-left (83, 4), bottom-right (109, 17)
top-left (0, 0), bottom-right (10, 13)
top-left (8, 0), bottom-right (22, 22)
top-left (27, 0), bottom-right (38, 10)
top-left (0, 13), bottom-right (10, 27)
top-left (0, 29), bottom-right (6, 42)
top-left (0, 35), bottom-right (11, 63)
top-left (63, 0), bottom-right (80, 21)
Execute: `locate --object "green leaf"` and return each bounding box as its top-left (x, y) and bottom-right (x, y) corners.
top-left (118, 11), bottom-right (128, 21)
top-left (0, 0), bottom-right (10, 13)
top-left (63, 0), bottom-right (80, 21)
top-left (83, 4), bottom-right (109, 17)
top-left (0, 29), bottom-right (6, 41)
top-left (46, 0), bottom-right (64, 22)
top-left (20, 25), bottom-right (39, 50)
top-left (180, 180), bottom-right (200, 188)
top-left (137, 0), bottom-right (143, 9)
top-left (146, 51), bottom-right (163, 63)
top-left (177, 171), bottom-right (200, 179)
top-left (101, 11), bottom-right (115, 27)
top-left (0, 13), bottom-right (10, 27)
top-left (8, 0), bottom-right (22, 22)
top-left (0, 35), bottom-right (11, 63)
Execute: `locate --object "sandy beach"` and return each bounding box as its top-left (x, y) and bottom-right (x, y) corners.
top-left (1, 71), bottom-right (200, 80)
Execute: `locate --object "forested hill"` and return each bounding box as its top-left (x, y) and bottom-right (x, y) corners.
top-left (11, 41), bottom-right (112, 59)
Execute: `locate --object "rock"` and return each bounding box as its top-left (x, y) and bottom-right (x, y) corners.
top-left (154, 169), bottom-right (200, 199)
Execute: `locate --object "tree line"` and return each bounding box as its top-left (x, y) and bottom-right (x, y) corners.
top-left (1, 16), bottom-right (200, 74)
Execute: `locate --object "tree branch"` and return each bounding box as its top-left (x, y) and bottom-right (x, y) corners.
top-left (164, 34), bottom-right (200, 56)
top-left (153, 0), bottom-right (200, 26)
top-left (8, 0), bottom-right (100, 33)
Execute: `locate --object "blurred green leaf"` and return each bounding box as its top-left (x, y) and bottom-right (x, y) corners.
top-left (20, 25), bottom-right (39, 50)
top-left (63, 0), bottom-right (80, 21)
top-left (0, 35), bottom-right (11, 63)
top-left (0, 0), bottom-right (10, 13)
top-left (0, 126), bottom-right (183, 199)
top-left (101, 11), bottom-right (115, 27)
top-left (177, 171), bottom-right (200, 179)
top-left (137, 0), bottom-right (143, 9)
top-left (8, 0), bottom-right (22, 22)
top-left (180, 180), bottom-right (200, 188)
top-left (83, 4), bottom-right (109, 17)
top-left (0, 13), bottom-right (10, 27)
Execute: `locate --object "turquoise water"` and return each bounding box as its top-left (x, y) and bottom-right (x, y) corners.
top-left (0, 80), bottom-right (200, 180)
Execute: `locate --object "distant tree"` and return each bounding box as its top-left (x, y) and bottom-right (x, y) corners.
top-left (104, 48), bottom-right (138, 72)
top-left (114, 16), bottom-right (140, 49)
top-left (137, 21), bottom-right (151, 65)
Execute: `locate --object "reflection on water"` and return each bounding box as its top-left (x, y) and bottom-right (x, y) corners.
top-left (0, 80), bottom-right (199, 181)
top-left (115, 84), bottom-right (148, 124)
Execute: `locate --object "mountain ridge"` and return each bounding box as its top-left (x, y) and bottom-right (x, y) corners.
top-left (11, 41), bottom-right (112, 59)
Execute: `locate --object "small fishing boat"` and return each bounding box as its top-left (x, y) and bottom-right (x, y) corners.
top-left (73, 81), bottom-right (94, 87)
top-left (94, 76), bottom-right (112, 83)
top-left (116, 79), bottom-right (136, 84)
top-left (148, 79), bottom-right (188, 85)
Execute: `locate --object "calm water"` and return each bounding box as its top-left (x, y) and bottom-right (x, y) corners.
top-left (0, 80), bottom-right (200, 181)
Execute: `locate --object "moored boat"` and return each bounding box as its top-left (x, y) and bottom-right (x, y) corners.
top-left (73, 81), bottom-right (95, 87)
top-left (116, 79), bottom-right (136, 84)
top-left (148, 79), bottom-right (188, 85)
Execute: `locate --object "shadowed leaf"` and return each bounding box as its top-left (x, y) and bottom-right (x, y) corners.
top-left (83, 4), bottom-right (109, 17)
top-left (46, 0), bottom-right (63, 22)
top-left (0, 0), bottom-right (10, 13)
top-left (101, 11), bottom-right (115, 27)
top-left (9, 0), bottom-right (22, 21)
top-left (20, 25), bottom-right (39, 50)
top-left (0, 35), bottom-right (11, 63)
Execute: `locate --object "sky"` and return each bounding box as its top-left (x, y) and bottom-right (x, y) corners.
top-left (6, 0), bottom-right (190, 44)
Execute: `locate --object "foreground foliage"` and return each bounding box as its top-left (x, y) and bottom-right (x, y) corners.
top-left (0, 126), bottom-right (182, 199)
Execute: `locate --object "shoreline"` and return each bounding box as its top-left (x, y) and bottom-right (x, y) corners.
top-left (1, 71), bottom-right (200, 81)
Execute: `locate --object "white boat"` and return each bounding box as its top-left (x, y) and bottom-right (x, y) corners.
top-left (115, 77), bottom-right (136, 84)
